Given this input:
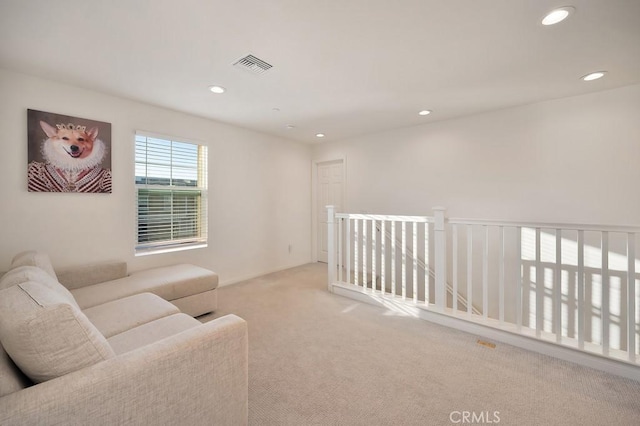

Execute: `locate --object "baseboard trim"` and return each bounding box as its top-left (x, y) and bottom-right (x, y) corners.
top-left (219, 261), bottom-right (312, 287)
top-left (331, 283), bottom-right (640, 382)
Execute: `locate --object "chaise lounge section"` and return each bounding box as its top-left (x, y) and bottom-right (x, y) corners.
top-left (54, 258), bottom-right (218, 317)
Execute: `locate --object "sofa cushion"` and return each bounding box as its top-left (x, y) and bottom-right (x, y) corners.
top-left (11, 251), bottom-right (57, 280)
top-left (0, 342), bottom-right (32, 397)
top-left (0, 281), bottom-right (115, 383)
top-left (83, 293), bottom-right (180, 338)
top-left (0, 265), bottom-right (79, 309)
top-left (71, 264), bottom-right (218, 309)
top-left (107, 313), bottom-right (201, 355)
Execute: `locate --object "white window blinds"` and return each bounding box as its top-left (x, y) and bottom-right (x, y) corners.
top-left (135, 132), bottom-right (208, 254)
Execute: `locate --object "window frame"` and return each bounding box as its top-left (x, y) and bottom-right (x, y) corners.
top-left (134, 131), bottom-right (208, 256)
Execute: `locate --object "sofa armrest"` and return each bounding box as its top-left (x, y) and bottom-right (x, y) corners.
top-left (0, 314), bottom-right (248, 426)
top-left (55, 261), bottom-right (128, 290)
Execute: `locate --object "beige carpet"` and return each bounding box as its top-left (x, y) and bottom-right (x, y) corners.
top-left (201, 263), bottom-right (640, 426)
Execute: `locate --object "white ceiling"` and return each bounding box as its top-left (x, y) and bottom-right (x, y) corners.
top-left (1, 0), bottom-right (639, 144)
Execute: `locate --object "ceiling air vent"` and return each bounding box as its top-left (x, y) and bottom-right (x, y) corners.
top-left (233, 54), bottom-right (273, 75)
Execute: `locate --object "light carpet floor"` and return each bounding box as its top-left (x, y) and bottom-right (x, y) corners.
top-left (200, 263), bottom-right (640, 426)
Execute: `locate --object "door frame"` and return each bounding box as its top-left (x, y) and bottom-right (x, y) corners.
top-left (311, 156), bottom-right (347, 262)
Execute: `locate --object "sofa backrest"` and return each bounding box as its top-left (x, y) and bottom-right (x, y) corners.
top-left (11, 251), bottom-right (58, 281)
top-left (0, 256), bottom-right (82, 395)
top-left (0, 281), bottom-right (115, 384)
top-left (56, 261), bottom-right (128, 290)
top-left (0, 251), bottom-right (119, 394)
top-left (0, 265), bottom-right (79, 309)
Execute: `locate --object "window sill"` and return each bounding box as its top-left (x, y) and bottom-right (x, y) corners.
top-left (135, 243), bottom-right (208, 257)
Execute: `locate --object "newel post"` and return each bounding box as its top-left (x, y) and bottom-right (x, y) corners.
top-left (326, 205), bottom-right (336, 292)
top-left (433, 206), bottom-right (447, 309)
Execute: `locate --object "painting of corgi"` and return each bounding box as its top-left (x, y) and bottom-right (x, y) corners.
top-left (27, 110), bottom-right (111, 193)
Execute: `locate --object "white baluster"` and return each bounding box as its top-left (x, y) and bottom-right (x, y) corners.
top-left (602, 231), bottom-right (610, 357)
top-left (535, 228), bottom-right (542, 338)
top-left (433, 207), bottom-right (447, 309)
top-left (555, 229), bottom-right (562, 344)
top-left (372, 220), bottom-right (377, 292)
top-left (391, 221), bottom-right (396, 297)
top-left (451, 224), bottom-right (458, 315)
top-left (482, 225), bottom-right (489, 319)
top-left (499, 226), bottom-right (505, 324)
top-left (516, 226), bottom-right (522, 331)
top-left (381, 221), bottom-right (386, 296)
top-left (402, 221), bottom-right (407, 300)
top-left (413, 222), bottom-right (418, 303)
top-left (327, 206), bottom-right (335, 291)
top-left (425, 222), bottom-right (430, 306)
top-left (346, 219), bottom-right (351, 285)
top-left (453, 224), bottom-right (458, 313)
top-left (628, 233), bottom-right (636, 362)
top-left (578, 230), bottom-right (585, 350)
top-left (338, 217), bottom-right (343, 284)
top-left (467, 224), bottom-right (473, 315)
top-left (363, 219), bottom-right (368, 290)
top-left (354, 219), bottom-right (359, 287)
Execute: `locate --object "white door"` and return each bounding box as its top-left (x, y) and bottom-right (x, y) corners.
top-left (317, 160), bottom-right (344, 263)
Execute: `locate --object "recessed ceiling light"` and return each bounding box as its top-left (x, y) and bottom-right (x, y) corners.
top-left (272, 107), bottom-right (280, 112)
top-left (581, 71), bottom-right (607, 81)
top-left (316, 133), bottom-right (325, 138)
top-left (208, 85), bottom-right (226, 94)
top-left (418, 110), bottom-right (431, 116)
top-left (541, 6), bottom-right (575, 26)
top-left (286, 125), bottom-right (296, 130)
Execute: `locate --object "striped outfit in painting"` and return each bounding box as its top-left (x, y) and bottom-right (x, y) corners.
top-left (28, 162), bottom-right (112, 193)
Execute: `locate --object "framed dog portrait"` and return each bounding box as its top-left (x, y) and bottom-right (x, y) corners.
top-left (27, 109), bottom-right (112, 193)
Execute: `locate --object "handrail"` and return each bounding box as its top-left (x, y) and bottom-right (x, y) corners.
top-left (336, 213), bottom-right (433, 223)
top-left (449, 217), bottom-right (640, 233)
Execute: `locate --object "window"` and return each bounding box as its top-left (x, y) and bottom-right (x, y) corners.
top-left (135, 132), bottom-right (208, 255)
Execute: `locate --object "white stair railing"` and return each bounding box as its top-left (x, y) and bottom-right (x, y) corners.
top-left (448, 217), bottom-right (640, 362)
top-left (327, 206), bottom-right (436, 306)
top-left (373, 217), bottom-right (480, 314)
top-left (327, 206), bottom-right (640, 377)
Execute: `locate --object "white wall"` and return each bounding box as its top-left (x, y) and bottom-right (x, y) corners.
top-left (313, 84), bottom-right (640, 225)
top-left (0, 69), bottom-right (312, 283)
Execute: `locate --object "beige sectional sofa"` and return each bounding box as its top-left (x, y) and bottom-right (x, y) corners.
top-left (0, 251), bottom-right (248, 425)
